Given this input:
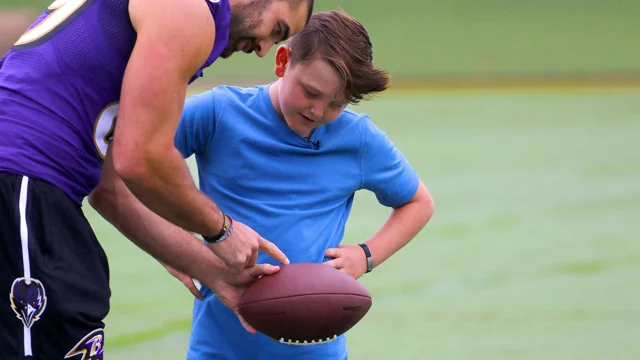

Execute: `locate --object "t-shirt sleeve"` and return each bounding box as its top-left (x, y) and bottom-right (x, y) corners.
top-left (174, 90), bottom-right (217, 158)
top-left (361, 117), bottom-right (420, 207)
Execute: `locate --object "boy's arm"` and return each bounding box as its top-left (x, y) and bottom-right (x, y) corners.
top-left (324, 181), bottom-right (434, 279)
top-left (358, 181), bottom-right (433, 267)
top-left (325, 117), bottom-right (434, 279)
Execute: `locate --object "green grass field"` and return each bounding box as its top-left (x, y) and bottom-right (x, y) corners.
top-left (84, 87), bottom-right (640, 359)
top-left (2, 0), bottom-right (638, 79)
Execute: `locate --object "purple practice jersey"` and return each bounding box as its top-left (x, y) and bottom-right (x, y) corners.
top-left (0, 0), bottom-right (230, 205)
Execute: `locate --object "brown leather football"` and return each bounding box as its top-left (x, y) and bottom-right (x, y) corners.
top-left (238, 262), bottom-right (372, 345)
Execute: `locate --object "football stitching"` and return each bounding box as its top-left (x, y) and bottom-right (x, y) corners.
top-left (279, 335), bottom-right (339, 346)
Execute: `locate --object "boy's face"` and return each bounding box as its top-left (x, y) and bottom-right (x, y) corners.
top-left (276, 48), bottom-right (349, 137)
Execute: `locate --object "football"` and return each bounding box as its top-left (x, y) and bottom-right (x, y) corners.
top-left (238, 262), bottom-right (372, 345)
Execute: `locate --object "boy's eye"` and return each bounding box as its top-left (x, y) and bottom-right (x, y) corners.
top-left (304, 88), bottom-right (317, 98)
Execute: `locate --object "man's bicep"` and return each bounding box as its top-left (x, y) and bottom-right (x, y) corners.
top-left (116, 0), bottom-right (215, 154)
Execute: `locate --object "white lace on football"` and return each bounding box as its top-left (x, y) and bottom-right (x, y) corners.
top-left (279, 335), bottom-right (338, 346)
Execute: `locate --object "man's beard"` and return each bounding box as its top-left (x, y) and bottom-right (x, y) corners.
top-left (220, 1), bottom-right (267, 58)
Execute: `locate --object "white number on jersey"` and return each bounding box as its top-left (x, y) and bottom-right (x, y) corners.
top-left (15, 0), bottom-right (89, 47)
top-left (93, 102), bottom-right (119, 159)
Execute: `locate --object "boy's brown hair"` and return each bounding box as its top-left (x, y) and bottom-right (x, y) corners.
top-left (287, 10), bottom-right (390, 104)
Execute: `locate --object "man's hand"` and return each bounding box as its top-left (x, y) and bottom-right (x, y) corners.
top-left (323, 244), bottom-right (368, 280)
top-left (207, 220), bottom-right (289, 272)
top-left (211, 263), bottom-right (282, 333)
top-left (161, 262), bottom-right (204, 300)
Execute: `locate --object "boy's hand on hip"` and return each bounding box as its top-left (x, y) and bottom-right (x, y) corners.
top-left (323, 244), bottom-right (368, 280)
top-left (208, 220), bottom-right (289, 272)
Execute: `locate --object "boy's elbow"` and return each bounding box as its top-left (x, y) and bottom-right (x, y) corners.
top-left (417, 184), bottom-right (435, 224)
top-left (424, 194), bottom-right (435, 221)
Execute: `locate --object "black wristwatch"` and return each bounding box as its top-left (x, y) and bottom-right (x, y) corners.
top-left (202, 213), bottom-right (233, 243)
top-left (357, 243), bottom-right (374, 273)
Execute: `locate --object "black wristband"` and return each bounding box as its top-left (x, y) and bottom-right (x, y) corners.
top-left (202, 213), bottom-right (232, 243)
top-left (357, 243), bottom-right (374, 273)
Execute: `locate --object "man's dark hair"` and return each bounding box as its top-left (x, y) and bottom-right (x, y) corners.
top-left (283, 0), bottom-right (314, 25)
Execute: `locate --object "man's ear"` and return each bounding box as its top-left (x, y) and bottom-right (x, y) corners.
top-left (274, 44), bottom-right (291, 78)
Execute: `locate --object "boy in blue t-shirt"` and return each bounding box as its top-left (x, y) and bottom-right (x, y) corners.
top-left (172, 10), bottom-right (435, 360)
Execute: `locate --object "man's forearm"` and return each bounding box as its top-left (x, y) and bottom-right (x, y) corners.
top-left (89, 174), bottom-right (225, 288)
top-left (119, 147), bottom-right (224, 237)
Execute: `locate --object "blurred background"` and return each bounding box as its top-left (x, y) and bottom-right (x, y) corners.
top-left (1, 1), bottom-right (639, 359)
top-left (3, 0), bottom-right (639, 85)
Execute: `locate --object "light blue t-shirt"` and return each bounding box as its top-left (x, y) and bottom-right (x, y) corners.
top-left (175, 84), bottom-right (419, 360)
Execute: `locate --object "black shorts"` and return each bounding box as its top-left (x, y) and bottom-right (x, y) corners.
top-left (0, 171), bottom-right (111, 360)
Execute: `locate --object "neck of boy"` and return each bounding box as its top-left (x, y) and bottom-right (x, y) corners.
top-left (268, 81), bottom-right (285, 120)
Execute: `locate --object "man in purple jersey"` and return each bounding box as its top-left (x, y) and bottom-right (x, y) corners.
top-left (0, 0), bottom-right (313, 358)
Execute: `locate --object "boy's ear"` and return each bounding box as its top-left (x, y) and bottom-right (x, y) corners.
top-left (274, 45), bottom-right (291, 78)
